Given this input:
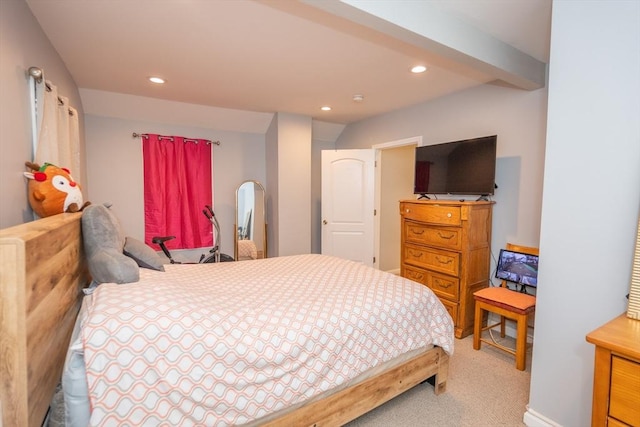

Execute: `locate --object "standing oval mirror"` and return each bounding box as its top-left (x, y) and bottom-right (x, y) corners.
top-left (235, 180), bottom-right (267, 261)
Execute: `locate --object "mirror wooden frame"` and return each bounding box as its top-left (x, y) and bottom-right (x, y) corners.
top-left (234, 180), bottom-right (267, 261)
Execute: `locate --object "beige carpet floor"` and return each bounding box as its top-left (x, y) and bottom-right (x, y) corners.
top-left (345, 334), bottom-right (532, 427)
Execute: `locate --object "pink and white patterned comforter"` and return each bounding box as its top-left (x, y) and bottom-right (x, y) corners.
top-left (82, 254), bottom-right (454, 426)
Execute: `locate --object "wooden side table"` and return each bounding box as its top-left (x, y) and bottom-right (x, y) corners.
top-left (586, 314), bottom-right (640, 427)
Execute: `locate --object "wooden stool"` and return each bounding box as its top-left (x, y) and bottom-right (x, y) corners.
top-left (473, 287), bottom-right (535, 370)
top-left (472, 242), bottom-right (538, 371)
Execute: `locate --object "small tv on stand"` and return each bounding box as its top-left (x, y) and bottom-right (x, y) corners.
top-left (495, 249), bottom-right (539, 293)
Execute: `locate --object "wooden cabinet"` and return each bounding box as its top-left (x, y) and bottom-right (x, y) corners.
top-left (400, 200), bottom-right (494, 339)
top-left (586, 314), bottom-right (640, 427)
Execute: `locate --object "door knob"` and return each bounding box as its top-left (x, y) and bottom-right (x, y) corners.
top-left (323, 220), bottom-right (328, 225)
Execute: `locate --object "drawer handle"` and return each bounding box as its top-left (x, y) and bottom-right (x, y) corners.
top-left (410, 272), bottom-right (424, 280)
top-left (434, 279), bottom-right (452, 288)
top-left (447, 212), bottom-right (452, 218)
top-left (435, 256), bottom-right (453, 265)
top-left (409, 250), bottom-right (424, 258)
top-left (411, 228), bottom-right (425, 235)
top-left (437, 232), bottom-right (455, 240)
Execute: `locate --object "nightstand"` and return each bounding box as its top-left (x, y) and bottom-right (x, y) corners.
top-left (586, 314), bottom-right (640, 427)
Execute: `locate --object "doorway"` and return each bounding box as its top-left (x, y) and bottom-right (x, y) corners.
top-left (374, 136), bottom-right (422, 273)
top-left (318, 136), bottom-right (422, 270)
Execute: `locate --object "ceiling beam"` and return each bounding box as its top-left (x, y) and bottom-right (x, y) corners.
top-left (302, 0), bottom-right (547, 90)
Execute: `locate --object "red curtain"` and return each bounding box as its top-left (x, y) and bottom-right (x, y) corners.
top-left (143, 134), bottom-right (213, 249)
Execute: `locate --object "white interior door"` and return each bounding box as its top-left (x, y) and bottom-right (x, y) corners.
top-left (321, 149), bottom-right (375, 266)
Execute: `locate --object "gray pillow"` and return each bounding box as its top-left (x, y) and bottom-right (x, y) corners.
top-left (82, 204), bottom-right (139, 284)
top-left (124, 237), bottom-right (165, 271)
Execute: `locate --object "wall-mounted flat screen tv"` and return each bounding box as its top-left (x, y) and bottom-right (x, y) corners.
top-left (495, 249), bottom-right (539, 289)
top-left (414, 135), bottom-right (497, 196)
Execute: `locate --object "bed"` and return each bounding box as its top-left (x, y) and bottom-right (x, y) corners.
top-left (0, 209), bottom-right (453, 427)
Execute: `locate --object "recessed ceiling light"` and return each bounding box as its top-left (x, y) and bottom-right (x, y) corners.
top-left (321, 106), bottom-right (332, 111)
top-left (411, 65), bottom-right (427, 74)
top-left (149, 76), bottom-right (165, 84)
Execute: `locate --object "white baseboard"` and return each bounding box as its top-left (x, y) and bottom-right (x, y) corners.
top-left (523, 406), bottom-right (562, 427)
top-left (386, 268), bottom-right (401, 275)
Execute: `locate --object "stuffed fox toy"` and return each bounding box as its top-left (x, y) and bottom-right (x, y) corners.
top-left (24, 161), bottom-right (90, 218)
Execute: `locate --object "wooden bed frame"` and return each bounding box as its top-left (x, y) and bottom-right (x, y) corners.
top-left (0, 213), bottom-right (449, 427)
top-left (0, 213), bottom-right (88, 427)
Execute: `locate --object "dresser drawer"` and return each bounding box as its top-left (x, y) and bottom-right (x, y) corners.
top-left (403, 243), bottom-right (460, 277)
top-left (403, 264), bottom-right (428, 286)
top-left (437, 297), bottom-right (458, 322)
top-left (403, 265), bottom-right (460, 301)
top-left (609, 355), bottom-right (640, 425)
top-left (401, 203), bottom-right (461, 226)
top-left (404, 221), bottom-right (462, 250)
top-left (428, 271), bottom-right (460, 301)
top-left (606, 417), bottom-right (629, 427)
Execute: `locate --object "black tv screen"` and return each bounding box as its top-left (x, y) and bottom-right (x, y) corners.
top-left (414, 135), bottom-right (497, 196)
top-left (495, 249), bottom-right (539, 288)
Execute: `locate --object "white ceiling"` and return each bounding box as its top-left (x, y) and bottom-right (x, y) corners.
top-left (25, 0), bottom-right (551, 130)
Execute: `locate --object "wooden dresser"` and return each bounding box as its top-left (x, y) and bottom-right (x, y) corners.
top-left (586, 314), bottom-right (640, 427)
top-left (399, 200), bottom-right (494, 339)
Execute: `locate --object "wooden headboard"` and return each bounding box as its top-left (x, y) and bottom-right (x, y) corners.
top-left (0, 213), bottom-right (88, 427)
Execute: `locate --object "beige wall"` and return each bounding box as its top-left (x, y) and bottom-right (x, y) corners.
top-left (270, 113), bottom-right (312, 256)
top-left (0, 0), bottom-right (86, 229)
top-left (84, 114), bottom-right (265, 258)
top-left (265, 116), bottom-right (279, 257)
top-left (311, 139), bottom-right (335, 254)
top-left (527, 2), bottom-right (640, 426)
top-left (337, 83), bottom-right (548, 283)
top-left (379, 145), bottom-right (415, 272)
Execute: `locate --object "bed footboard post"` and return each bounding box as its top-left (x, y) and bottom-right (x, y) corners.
top-left (434, 349), bottom-right (449, 395)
